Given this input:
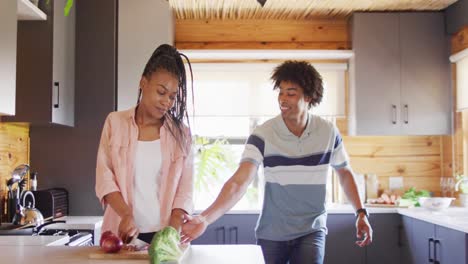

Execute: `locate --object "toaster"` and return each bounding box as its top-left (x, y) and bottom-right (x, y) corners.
top-left (33, 188), bottom-right (69, 219)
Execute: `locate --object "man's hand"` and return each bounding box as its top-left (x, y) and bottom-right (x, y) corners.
top-left (180, 214), bottom-right (209, 244)
top-left (118, 214), bottom-right (139, 244)
top-left (355, 215), bottom-right (373, 247)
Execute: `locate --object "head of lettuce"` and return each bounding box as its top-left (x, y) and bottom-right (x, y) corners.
top-left (149, 226), bottom-right (183, 264)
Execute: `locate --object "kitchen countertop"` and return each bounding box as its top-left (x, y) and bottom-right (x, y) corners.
top-left (50, 216), bottom-right (103, 230)
top-left (0, 244), bottom-right (264, 264)
top-left (0, 235), bottom-right (69, 246)
top-left (398, 207), bottom-right (468, 233)
top-left (213, 203), bottom-right (399, 214)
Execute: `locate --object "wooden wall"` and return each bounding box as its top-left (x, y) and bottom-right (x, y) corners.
top-left (0, 123), bottom-right (30, 199)
top-left (176, 18), bottom-right (446, 195)
top-left (175, 19), bottom-right (350, 50)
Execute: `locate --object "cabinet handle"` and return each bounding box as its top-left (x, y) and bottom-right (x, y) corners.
top-left (215, 227), bottom-right (226, 244)
top-left (403, 104), bottom-right (409, 124)
top-left (53, 82), bottom-right (60, 108)
top-left (434, 239), bottom-right (440, 264)
top-left (428, 238), bottom-right (434, 263)
top-left (229, 226), bottom-right (238, 244)
top-left (392, 104), bottom-right (397, 124)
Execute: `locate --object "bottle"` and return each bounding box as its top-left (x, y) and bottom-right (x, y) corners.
top-left (30, 172), bottom-right (38, 191)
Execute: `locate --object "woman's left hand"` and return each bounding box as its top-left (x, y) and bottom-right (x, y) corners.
top-left (169, 208), bottom-right (186, 233)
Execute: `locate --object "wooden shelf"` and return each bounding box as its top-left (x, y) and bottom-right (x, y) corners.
top-left (17, 0), bottom-right (47, 21)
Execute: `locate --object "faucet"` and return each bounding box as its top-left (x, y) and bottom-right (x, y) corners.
top-left (455, 176), bottom-right (468, 192)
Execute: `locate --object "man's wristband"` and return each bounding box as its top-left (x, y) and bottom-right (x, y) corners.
top-left (355, 208), bottom-right (369, 218)
top-left (198, 215), bottom-right (209, 225)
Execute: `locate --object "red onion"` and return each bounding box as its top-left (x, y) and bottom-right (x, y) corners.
top-left (101, 234), bottom-right (123, 253)
top-left (100, 231), bottom-right (114, 247)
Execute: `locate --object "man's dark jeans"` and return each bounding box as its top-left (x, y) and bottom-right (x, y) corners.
top-left (257, 230), bottom-right (326, 264)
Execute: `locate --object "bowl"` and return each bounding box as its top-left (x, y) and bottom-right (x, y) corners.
top-left (418, 197), bottom-right (455, 211)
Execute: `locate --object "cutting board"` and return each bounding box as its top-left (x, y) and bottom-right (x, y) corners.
top-left (88, 244), bottom-right (190, 261)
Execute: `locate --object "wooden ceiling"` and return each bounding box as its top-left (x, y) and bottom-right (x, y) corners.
top-left (168, 0), bottom-right (457, 19)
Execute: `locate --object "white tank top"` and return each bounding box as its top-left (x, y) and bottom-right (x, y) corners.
top-left (133, 139), bottom-right (162, 233)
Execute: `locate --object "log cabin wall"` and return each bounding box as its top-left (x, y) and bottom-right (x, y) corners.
top-left (175, 18), bottom-right (447, 195)
top-left (0, 123), bottom-right (29, 205)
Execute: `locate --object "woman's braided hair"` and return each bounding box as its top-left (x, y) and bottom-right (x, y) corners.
top-left (137, 44), bottom-right (193, 153)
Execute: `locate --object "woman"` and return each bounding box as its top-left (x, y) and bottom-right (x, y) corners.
top-left (95, 44), bottom-right (194, 244)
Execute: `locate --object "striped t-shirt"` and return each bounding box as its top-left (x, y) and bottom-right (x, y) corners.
top-left (241, 114), bottom-right (349, 241)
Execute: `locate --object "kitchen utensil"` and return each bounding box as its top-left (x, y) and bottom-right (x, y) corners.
top-left (11, 164), bottom-right (30, 184)
top-left (18, 191), bottom-right (44, 226)
top-left (418, 197), bottom-right (455, 211)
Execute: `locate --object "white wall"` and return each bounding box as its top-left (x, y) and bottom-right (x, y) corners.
top-left (118, 0), bottom-right (174, 111)
top-left (0, 0), bottom-right (17, 115)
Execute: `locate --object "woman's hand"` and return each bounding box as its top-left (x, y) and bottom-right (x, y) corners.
top-left (118, 214), bottom-right (139, 244)
top-left (180, 214), bottom-right (209, 244)
top-left (169, 209), bottom-right (186, 233)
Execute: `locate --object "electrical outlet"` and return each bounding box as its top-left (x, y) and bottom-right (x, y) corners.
top-left (389, 176), bottom-right (404, 190)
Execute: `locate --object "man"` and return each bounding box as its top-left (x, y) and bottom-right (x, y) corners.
top-left (181, 61), bottom-right (372, 264)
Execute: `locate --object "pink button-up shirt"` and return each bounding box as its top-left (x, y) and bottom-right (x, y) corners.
top-left (95, 108), bottom-right (193, 234)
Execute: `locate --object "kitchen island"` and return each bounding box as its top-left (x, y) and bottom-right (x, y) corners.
top-left (0, 244), bottom-right (264, 263)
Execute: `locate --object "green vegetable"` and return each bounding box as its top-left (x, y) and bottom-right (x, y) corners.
top-left (401, 187), bottom-right (431, 206)
top-left (149, 226), bottom-right (182, 264)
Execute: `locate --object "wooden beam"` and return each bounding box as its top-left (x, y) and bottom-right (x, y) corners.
top-left (175, 19), bottom-right (350, 50)
top-left (176, 41), bottom-right (350, 50)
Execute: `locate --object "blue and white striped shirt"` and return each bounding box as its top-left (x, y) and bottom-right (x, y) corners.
top-left (241, 114), bottom-right (349, 241)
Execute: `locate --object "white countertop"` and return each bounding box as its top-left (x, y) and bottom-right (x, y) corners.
top-left (0, 235), bottom-right (69, 246)
top-left (398, 207), bottom-right (468, 233)
top-left (0, 244), bottom-right (264, 264)
top-left (212, 203), bottom-right (398, 214)
top-left (48, 216), bottom-right (103, 230)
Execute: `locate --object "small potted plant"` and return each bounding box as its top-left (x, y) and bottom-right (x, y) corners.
top-left (455, 175), bottom-right (468, 207)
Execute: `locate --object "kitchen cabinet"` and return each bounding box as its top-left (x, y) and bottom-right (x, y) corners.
top-left (3, 0), bottom-right (75, 126)
top-left (325, 214), bottom-right (365, 264)
top-left (351, 12), bottom-right (450, 135)
top-left (192, 214), bottom-right (258, 245)
top-left (117, 0), bottom-right (174, 111)
top-left (402, 216), bottom-right (467, 264)
top-left (366, 214), bottom-right (401, 264)
top-left (0, 0), bottom-right (17, 116)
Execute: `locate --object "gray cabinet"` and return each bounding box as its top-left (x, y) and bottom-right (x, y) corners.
top-left (325, 214), bottom-right (366, 264)
top-left (0, 0), bottom-right (17, 116)
top-left (366, 214), bottom-right (401, 264)
top-left (117, 0), bottom-right (174, 111)
top-left (402, 216), bottom-right (467, 264)
top-left (351, 12), bottom-right (450, 135)
top-left (435, 225), bottom-right (467, 264)
top-left (3, 0), bottom-right (75, 126)
top-left (192, 214), bottom-right (258, 245)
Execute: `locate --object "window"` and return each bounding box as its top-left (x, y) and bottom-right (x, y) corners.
top-left (187, 62), bottom-right (347, 211)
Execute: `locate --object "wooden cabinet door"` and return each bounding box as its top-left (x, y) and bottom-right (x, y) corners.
top-left (324, 214), bottom-right (366, 264)
top-left (399, 12), bottom-right (450, 135)
top-left (0, 0), bottom-right (17, 116)
top-left (222, 214), bottom-right (258, 244)
top-left (191, 214), bottom-right (258, 245)
top-left (351, 13), bottom-right (401, 135)
top-left (366, 214), bottom-right (401, 264)
top-left (52, 0), bottom-right (75, 126)
top-left (435, 225), bottom-right (467, 264)
top-left (411, 218), bottom-right (436, 264)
